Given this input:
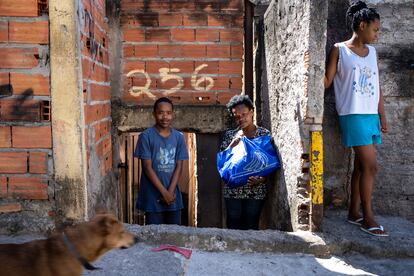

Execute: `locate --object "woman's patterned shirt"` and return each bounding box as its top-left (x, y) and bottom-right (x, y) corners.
top-left (219, 126), bottom-right (270, 200)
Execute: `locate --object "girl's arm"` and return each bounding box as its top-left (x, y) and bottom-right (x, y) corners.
top-left (324, 45), bottom-right (339, 88)
top-left (376, 52), bottom-right (388, 133)
top-left (378, 90), bottom-right (388, 133)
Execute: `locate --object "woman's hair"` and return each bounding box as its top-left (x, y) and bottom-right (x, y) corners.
top-left (226, 94), bottom-right (254, 112)
top-left (153, 97), bottom-right (173, 112)
top-left (346, 1), bottom-right (380, 32)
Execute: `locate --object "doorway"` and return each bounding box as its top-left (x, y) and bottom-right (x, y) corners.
top-left (117, 132), bottom-right (223, 227)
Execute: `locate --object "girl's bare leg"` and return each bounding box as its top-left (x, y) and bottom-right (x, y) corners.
top-left (353, 144), bottom-right (386, 234)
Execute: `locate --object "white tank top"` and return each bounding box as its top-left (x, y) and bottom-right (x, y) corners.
top-left (333, 42), bottom-right (380, 116)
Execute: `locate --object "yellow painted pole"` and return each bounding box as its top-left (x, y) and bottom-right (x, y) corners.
top-left (310, 131), bottom-right (323, 231)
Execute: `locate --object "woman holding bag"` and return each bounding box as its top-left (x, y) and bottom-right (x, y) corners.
top-left (219, 95), bottom-right (272, 230)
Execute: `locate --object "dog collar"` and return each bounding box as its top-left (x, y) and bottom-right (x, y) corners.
top-left (62, 232), bottom-right (101, 271)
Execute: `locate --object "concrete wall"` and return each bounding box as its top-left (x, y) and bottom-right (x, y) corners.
top-left (323, 0), bottom-right (414, 221)
top-left (0, 0), bottom-right (54, 233)
top-left (262, 0), bottom-right (327, 231)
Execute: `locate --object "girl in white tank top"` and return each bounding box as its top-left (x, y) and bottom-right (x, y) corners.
top-left (324, 1), bottom-right (388, 237)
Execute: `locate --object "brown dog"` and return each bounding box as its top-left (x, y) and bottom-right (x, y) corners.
top-left (0, 214), bottom-right (138, 276)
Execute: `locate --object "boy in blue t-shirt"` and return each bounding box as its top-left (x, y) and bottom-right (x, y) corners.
top-left (134, 97), bottom-right (189, 225)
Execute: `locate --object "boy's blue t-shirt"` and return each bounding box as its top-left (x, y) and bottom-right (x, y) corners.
top-left (134, 127), bottom-right (189, 212)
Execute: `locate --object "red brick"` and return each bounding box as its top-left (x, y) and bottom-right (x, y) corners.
top-left (0, 0), bottom-right (38, 17)
top-left (220, 29), bottom-right (243, 42)
top-left (122, 13), bottom-right (159, 27)
top-left (130, 74), bottom-right (156, 90)
top-left (0, 21), bottom-right (8, 42)
top-left (212, 77), bottom-right (230, 90)
top-left (0, 203), bottom-right (22, 213)
top-left (123, 60), bottom-right (145, 74)
top-left (94, 120), bottom-right (111, 143)
top-left (183, 13), bottom-right (208, 26)
top-left (156, 75), bottom-right (185, 91)
top-left (219, 61), bottom-right (242, 74)
top-left (96, 135), bottom-right (111, 159)
top-left (123, 45), bottom-right (135, 58)
top-left (158, 14), bottom-right (183, 27)
top-left (145, 29), bottom-right (170, 42)
top-left (220, 0), bottom-right (244, 11)
top-left (120, 2), bottom-right (145, 12)
top-left (171, 0), bottom-right (194, 10)
top-left (231, 44), bottom-right (243, 59)
top-left (181, 45), bottom-right (206, 58)
top-left (0, 48), bottom-right (38, 69)
top-left (208, 14), bottom-right (232, 27)
top-left (158, 44), bottom-right (182, 58)
top-left (0, 126), bottom-right (11, 147)
top-left (194, 61), bottom-right (219, 74)
top-left (122, 29), bottom-right (145, 42)
top-left (0, 72), bottom-right (8, 85)
top-left (29, 151), bottom-right (47, 174)
top-left (0, 176), bottom-right (6, 197)
top-left (207, 45), bottom-right (230, 58)
top-left (134, 45), bottom-right (158, 57)
top-left (84, 104), bottom-right (111, 124)
top-left (217, 91), bottom-right (239, 104)
top-left (230, 77), bottom-right (242, 90)
top-left (146, 61), bottom-right (170, 74)
top-left (195, 29), bottom-right (220, 42)
top-left (169, 61), bottom-right (194, 74)
top-left (8, 176), bottom-right (48, 200)
top-left (12, 126), bottom-right (52, 148)
top-left (171, 29), bottom-right (194, 42)
top-left (0, 152), bottom-right (27, 173)
top-left (10, 73), bottom-right (49, 96)
top-left (0, 99), bottom-right (41, 121)
top-left (90, 83), bottom-right (111, 102)
top-left (91, 64), bottom-right (109, 83)
top-left (9, 21), bottom-right (49, 44)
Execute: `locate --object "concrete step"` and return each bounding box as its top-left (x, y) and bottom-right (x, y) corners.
top-left (126, 210), bottom-right (414, 259)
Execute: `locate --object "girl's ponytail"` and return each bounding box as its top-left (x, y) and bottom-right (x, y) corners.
top-left (346, 1), bottom-right (380, 32)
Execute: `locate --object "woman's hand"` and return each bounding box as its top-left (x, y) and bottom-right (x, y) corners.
top-left (247, 176), bottom-right (266, 186)
top-left (228, 137), bottom-right (241, 148)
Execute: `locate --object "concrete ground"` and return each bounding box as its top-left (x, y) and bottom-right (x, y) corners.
top-left (1, 210), bottom-right (413, 276)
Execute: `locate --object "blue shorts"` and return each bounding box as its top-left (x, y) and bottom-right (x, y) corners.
top-left (338, 114), bottom-right (381, 147)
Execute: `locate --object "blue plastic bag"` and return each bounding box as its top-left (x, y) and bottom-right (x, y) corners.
top-left (217, 135), bottom-right (280, 188)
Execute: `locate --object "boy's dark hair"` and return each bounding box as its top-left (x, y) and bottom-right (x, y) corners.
top-left (346, 1), bottom-right (380, 32)
top-left (153, 97), bottom-right (173, 112)
top-left (226, 94), bottom-right (254, 112)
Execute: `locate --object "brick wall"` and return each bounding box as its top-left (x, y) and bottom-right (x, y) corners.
top-left (80, 0), bottom-right (115, 215)
top-left (0, 0), bottom-right (53, 228)
top-left (119, 0), bottom-right (244, 105)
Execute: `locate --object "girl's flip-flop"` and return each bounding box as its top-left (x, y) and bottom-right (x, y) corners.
top-left (347, 217), bottom-right (363, 226)
top-left (360, 225), bottom-right (389, 237)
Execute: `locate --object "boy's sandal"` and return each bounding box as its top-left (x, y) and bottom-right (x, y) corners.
top-left (347, 217), bottom-right (363, 226)
top-left (360, 225), bottom-right (389, 237)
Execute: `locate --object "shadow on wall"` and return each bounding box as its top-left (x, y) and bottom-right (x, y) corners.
top-left (323, 0), bottom-right (353, 210)
top-left (123, 0), bottom-right (244, 27)
top-left (255, 16), bottom-right (292, 232)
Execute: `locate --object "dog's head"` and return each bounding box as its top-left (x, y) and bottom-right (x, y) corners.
top-left (92, 214), bottom-right (138, 250)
